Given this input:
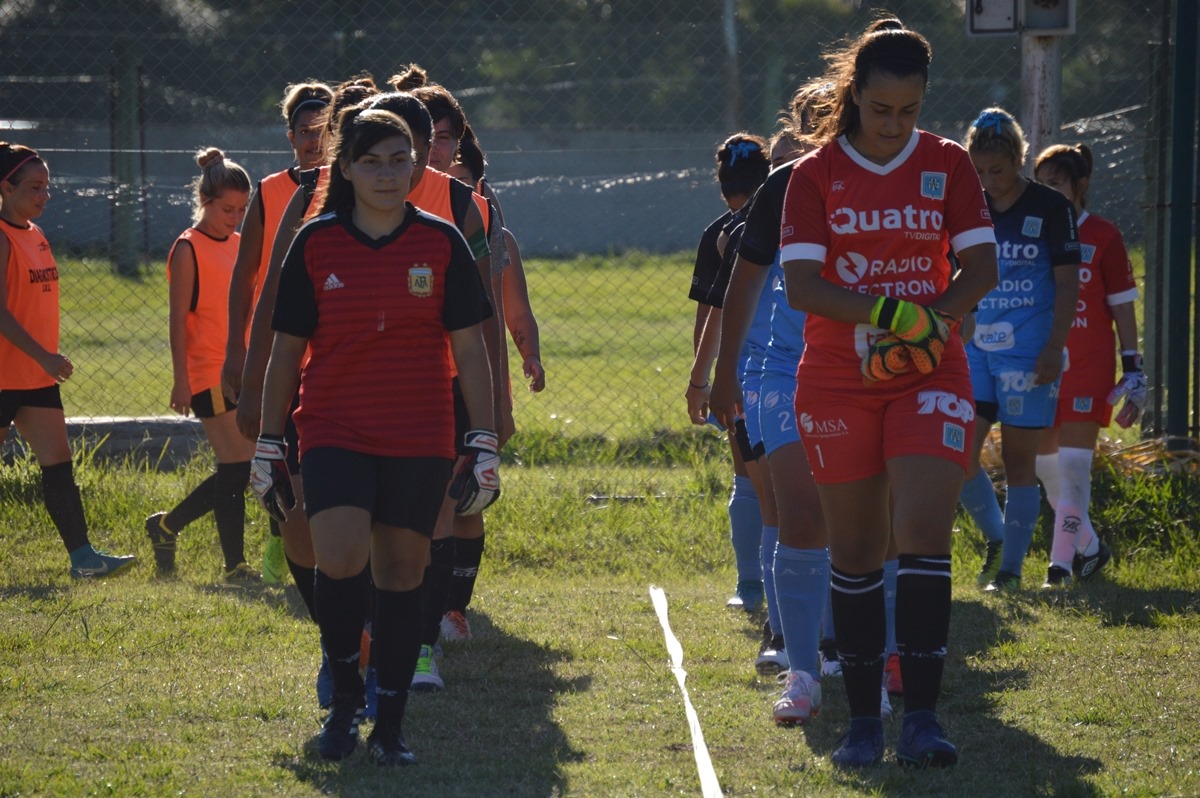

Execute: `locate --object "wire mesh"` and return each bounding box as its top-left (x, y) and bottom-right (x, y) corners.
top-left (0, 0), bottom-right (1185, 445)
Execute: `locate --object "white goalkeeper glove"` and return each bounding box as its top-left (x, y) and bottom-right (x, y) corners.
top-left (250, 435), bottom-right (295, 522)
top-left (448, 429), bottom-right (501, 515)
top-left (1107, 352), bottom-right (1147, 429)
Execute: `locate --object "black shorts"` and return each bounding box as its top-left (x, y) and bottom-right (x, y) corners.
top-left (300, 447), bottom-right (453, 536)
top-left (452, 377), bottom-right (469, 455)
top-left (0, 384), bottom-right (63, 428)
top-left (191, 386), bottom-right (237, 419)
top-left (283, 389), bottom-right (301, 475)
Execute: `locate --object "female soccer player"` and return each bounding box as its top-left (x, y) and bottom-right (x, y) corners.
top-left (252, 106), bottom-right (495, 765)
top-left (685, 133), bottom-right (772, 615)
top-left (223, 80), bottom-right (332, 584)
top-left (1033, 143), bottom-right (1137, 585)
top-left (0, 142), bottom-right (135, 580)
top-left (779, 22), bottom-right (998, 767)
top-left (958, 109), bottom-right (1081, 592)
top-left (146, 148), bottom-right (257, 582)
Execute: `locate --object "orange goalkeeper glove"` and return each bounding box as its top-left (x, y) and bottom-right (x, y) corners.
top-left (870, 297), bottom-right (954, 374)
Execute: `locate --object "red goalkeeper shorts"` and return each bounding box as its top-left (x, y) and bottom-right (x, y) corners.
top-left (795, 360), bottom-right (976, 485)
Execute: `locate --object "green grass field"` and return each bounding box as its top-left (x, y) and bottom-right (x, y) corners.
top-left (9, 248), bottom-right (1199, 796)
top-left (1, 451), bottom-right (1199, 797)
top-left (57, 252), bottom-right (697, 444)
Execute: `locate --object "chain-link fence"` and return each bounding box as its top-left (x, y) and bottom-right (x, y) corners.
top-left (0, 0), bottom-right (1189, 446)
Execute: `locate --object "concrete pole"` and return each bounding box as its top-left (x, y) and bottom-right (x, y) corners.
top-left (723, 0), bottom-right (742, 132)
top-left (1019, 33), bottom-right (1061, 172)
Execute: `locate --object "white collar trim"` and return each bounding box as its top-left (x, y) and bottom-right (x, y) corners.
top-left (837, 129), bottom-right (920, 175)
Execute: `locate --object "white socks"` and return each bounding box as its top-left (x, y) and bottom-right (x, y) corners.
top-left (1048, 447), bottom-right (1100, 571)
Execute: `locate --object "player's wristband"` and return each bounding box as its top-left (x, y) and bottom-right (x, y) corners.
top-left (467, 228), bottom-right (490, 260)
top-left (689, 379), bottom-right (709, 390)
top-left (870, 296), bottom-right (903, 330)
top-left (1121, 351), bottom-right (1143, 373)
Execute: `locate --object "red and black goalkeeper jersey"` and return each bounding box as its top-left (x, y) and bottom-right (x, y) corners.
top-left (273, 204), bottom-right (492, 459)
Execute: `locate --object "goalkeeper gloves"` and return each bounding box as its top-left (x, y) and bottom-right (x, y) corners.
top-left (870, 297), bottom-right (954, 374)
top-left (250, 435), bottom-right (295, 523)
top-left (1107, 352), bottom-right (1147, 428)
top-left (449, 429), bottom-right (501, 515)
top-left (862, 334), bottom-right (913, 383)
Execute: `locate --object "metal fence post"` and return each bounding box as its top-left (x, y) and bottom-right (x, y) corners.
top-left (110, 38), bottom-right (139, 277)
top-left (1166, 0), bottom-right (1198, 448)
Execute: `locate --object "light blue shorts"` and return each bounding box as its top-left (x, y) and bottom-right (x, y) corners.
top-left (968, 347), bottom-right (1060, 428)
top-left (759, 371), bottom-right (801, 456)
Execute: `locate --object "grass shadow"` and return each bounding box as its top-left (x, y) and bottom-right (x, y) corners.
top-left (779, 596), bottom-right (1103, 796)
top-left (271, 609), bottom-right (587, 797)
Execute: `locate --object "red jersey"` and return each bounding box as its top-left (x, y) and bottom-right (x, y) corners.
top-left (273, 206), bottom-right (491, 459)
top-left (1065, 211), bottom-right (1137, 364)
top-left (167, 228), bottom-right (240, 393)
top-left (0, 219), bottom-right (59, 389)
top-left (780, 130), bottom-right (995, 372)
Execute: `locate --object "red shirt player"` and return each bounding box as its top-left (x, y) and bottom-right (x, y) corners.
top-left (1032, 143), bottom-right (1140, 586)
top-left (778, 21), bottom-right (997, 769)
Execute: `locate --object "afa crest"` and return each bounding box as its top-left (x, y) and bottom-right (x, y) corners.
top-left (920, 172), bottom-right (946, 200)
top-left (408, 265), bottom-right (433, 297)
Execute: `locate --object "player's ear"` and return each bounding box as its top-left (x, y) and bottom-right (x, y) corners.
top-left (850, 82), bottom-right (861, 108)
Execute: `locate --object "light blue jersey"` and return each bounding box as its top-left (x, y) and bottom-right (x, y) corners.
top-left (969, 181), bottom-right (1080, 361)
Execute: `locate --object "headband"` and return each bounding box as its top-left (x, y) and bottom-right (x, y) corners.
top-left (289, 98), bottom-right (329, 129)
top-left (972, 110), bottom-right (1010, 135)
top-left (1, 154), bottom-right (38, 185)
top-left (727, 140), bottom-right (761, 166)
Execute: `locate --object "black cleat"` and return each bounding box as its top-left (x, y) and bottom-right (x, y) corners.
top-left (317, 694), bottom-right (363, 760)
top-left (1042, 565), bottom-right (1072, 588)
top-left (1072, 540), bottom-right (1112, 582)
top-left (367, 727), bottom-right (417, 767)
top-left (145, 512), bottom-right (177, 575)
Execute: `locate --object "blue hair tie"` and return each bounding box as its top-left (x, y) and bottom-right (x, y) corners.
top-left (727, 140), bottom-right (760, 165)
top-left (972, 110), bottom-right (1009, 135)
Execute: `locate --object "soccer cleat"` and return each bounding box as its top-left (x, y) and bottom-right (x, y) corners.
top-left (317, 694), bottom-right (363, 760)
top-left (144, 512), bottom-right (177, 574)
top-left (772, 670), bottom-right (822, 725)
top-left (316, 650), bottom-right (333, 709)
top-left (831, 717), bottom-right (885, 769)
top-left (440, 610), bottom-right (473, 643)
top-left (261, 532), bottom-right (286, 585)
top-left (224, 562), bottom-right (262, 584)
top-left (69, 548), bottom-right (136, 580)
top-left (411, 644), bottom-right (444, 692)
top-left (726, 579), bottom-right (765, 613)
top-left (977, 539), bottom-right (1003, 587)
top-left (1073, 540), bottom-right (1112, 582)
top-left (367, 726), bottom-right (417, 766)
top-left (883, 653), bottom-right (903, 696)
top-left (1042, 565), bottom-right (1072, 588)
top-left (896, 709), bottom-right (958, 768)
top-left (880, 686), bottom-right (894, 722)
top-left (756, 635), bottom-right (789, 677)
top-left (818, 639), bottom-right (842, 678)
top-left (985, 570), bottom-right (1021, 593)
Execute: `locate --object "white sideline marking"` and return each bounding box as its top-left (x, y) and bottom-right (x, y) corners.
top-left (649, 585), bottom-right (723, 798)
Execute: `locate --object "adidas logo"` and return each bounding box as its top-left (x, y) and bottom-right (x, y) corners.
top-left (323, 273), bottom-right (345, 291)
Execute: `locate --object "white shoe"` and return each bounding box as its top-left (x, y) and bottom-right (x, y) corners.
top-left (410, 644), bottom-right (444, 692)
top-left (755, 635), bottom-right (789, 677)
top-left (818, 640), bottom-right (842, 678)
top-left (773, 670), bottom-right (822, 725)
top-left (440, 610), bottom-right (472, 642)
